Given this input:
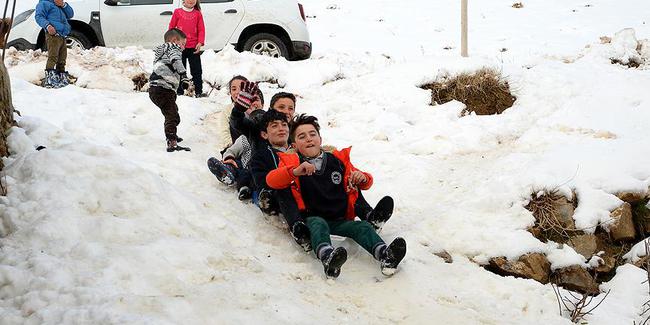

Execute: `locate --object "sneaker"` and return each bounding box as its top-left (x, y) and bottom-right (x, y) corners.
top-left (380, 237), bottom-right (407, 276)
top-left (166, 139), bottom-right (191, 152)
top-left (321, 247), bottom-right (347, 278)
top-left (291, 221), bottom-right (311, 252)
top-left (207, 157), bottom-right (235, 185)
top-left (238, 186), bottom-right (252, 201)
top-left (367, 196), bottom-right (394, 231)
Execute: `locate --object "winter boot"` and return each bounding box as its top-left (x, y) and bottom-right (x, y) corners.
top-left (176, 136), bottom-right (184, 143)
top-left (379, 237), bottom-right (407, 276)
top-left (207, 157), bottom-right (235, 185)
top-left (257, 188), bottom-right (278, 215)
top-left (291, 221), bottom-right (312, 252)
top-left (366, 196), bottom-right (394, 231)
top-left (238, 186), bottom-right (252, 201)
top-left (319, 246), bottom-right (347, 279)
top-left (57, 71), bottom-right (70, 87)
top-left (43, 69), bottom-right (60, 88)
top-left (166, 139), bottom-right (191, 152)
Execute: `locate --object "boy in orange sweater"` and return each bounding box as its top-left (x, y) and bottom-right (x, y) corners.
top-left (266, 114), bottom-right (406, 278)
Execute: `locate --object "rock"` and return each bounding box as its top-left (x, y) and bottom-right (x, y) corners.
top-left (555, 196), bottom-right (576, 230)
top-left (488, 253), bottom-right (550, 284)
top-left (609, 203), bottom-right (636, 242)
top-left (616, 191), bottom-right (647, 203)
top-left (554, 266), bottom-right (599, 295)
top-left (594, 256), bottom-right (616, 273)
top-left (434, 250), bottom-right (453, 263)
top-left (567, 234), bottom-right (598, 258)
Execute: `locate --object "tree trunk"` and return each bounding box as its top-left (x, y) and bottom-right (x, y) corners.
top-left (0, 18), bottom-right (16, 169)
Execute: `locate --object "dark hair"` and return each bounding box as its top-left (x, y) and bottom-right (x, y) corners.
top-left (257, 109), bottom-right (288, 133)
top-left (270, 92), bottom-right (296, 109)
top-left (164, 28), bottom-right (186, 42)
top-left (255, 88), bottom-right (265, 106)
top-left (289, 114), bottom-right (320, 143)
top-left (228, 75), bottom-right (248, 89)
top-left (248, 109), bottom-right (266, 126)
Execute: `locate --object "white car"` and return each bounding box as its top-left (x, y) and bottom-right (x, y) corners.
top-left (8, 0), bottom-right (311, 60)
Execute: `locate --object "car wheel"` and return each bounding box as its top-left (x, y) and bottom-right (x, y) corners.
top-left (243, 33), bottom-right (288, 59)
top-left (66, 30), bottom-right (92, 50)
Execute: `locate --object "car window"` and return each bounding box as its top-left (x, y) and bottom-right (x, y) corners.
top-left (127, 0), bottom-right (173, 5)
top-left (202, 0), bottom-right (234, 3)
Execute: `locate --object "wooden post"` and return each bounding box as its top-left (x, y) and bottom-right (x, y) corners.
top-left (461, 0), bottom-right (468, 57)
top-left (0, 18), bottom-right (15, 164)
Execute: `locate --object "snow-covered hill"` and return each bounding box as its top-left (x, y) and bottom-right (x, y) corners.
top-left (2, 0), bottom-right (650, 324)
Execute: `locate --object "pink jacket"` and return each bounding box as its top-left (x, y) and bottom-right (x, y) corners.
top-left (168, 8), bottom-right (205, 49)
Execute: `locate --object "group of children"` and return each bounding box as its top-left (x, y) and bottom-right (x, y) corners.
top-left (37, 0), bottom-right (206, 95)
top-left (202, 77), bottom-right (407, 278)
top-left (37, 0), bottom-right (407, 279)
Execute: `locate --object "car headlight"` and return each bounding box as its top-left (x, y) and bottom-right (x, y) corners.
top-left (11, 9), bottom-right (35, 28)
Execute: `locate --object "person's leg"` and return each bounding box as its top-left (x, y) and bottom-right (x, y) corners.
top-left (329, 220), bottom-right (386, 258)
top-left (45, 34), bottom-right (59, 70)
top-left (275, 188), bottom-right (310, 250)
top-left (149, 88), bottom-right (179, 140)
top-left (188, 51), bottom-right (203, 95)
top-left (355, 191), bottom-right (373, 220)
top-left (306, 216), bottom-right (332, 257)
top-left (56, 36), bottom-right (67, 72)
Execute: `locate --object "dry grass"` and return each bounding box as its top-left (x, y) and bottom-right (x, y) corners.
top-left (525, 190), bottom-right (578, 242)
top-left (611, 58), bottom-right (642, 68)
top-left (131, 73), bottom-right (148, 92)
top-left (422, 68), bottom-right (516, 116)
top-left (552, 284), bottom-right (610, 323)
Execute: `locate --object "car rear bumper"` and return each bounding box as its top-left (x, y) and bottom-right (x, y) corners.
top-left (7, 38), bottom-right (36, 51)
top-left (291, 41), bottom-right (311, 60)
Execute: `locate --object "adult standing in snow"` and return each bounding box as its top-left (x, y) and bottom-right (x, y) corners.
top-left (168, 0), bottom-right (206, 97)
top-left (34, 0), bottom-right (74, 88)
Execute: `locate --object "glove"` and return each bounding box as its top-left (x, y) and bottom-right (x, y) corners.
top-left (180, 73), bottom-right (191, 90)
top-left (234, 80), bottom-right (259, 111)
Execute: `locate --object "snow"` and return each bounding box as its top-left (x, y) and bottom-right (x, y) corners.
top-left (2, 0), bottom-right (650, 323)
top-left (625, 238), bottom-right (650, 263)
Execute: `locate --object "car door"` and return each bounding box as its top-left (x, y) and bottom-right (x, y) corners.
top-left (100, 0), bottom-right (180, 48)
top-left (200, 0), bottom-right (245, 50)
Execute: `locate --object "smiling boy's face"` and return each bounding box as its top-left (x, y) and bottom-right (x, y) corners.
top-left (292, 124), bottom-right (321, 158)
top-left (261, 120), bottom-right (289, 147)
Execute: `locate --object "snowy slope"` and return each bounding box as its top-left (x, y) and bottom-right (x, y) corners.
top-left (2, 0), bottom-right (650, 324)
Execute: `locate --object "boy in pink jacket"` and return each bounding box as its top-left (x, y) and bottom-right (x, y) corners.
top-left (169, 0), bottom-right (206, 97)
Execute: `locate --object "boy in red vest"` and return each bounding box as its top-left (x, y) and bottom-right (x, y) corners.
top-left (266, 114), bottom-right (406, 278)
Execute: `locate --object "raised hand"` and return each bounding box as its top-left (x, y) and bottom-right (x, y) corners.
top-left (292, 161), bottom-right (316, 176)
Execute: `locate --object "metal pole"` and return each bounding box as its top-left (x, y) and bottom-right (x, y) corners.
top-left (461, 0), bottom-right (468, 57)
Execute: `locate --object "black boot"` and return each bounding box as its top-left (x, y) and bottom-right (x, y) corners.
top-left (207, 157), bottom-right (235, 185)
top-left (320, 246), bottom-right (347, 279)
top-left (167, 139), bottom-right (191, 152)
top-left (291, 221), bottom-right (311, 252)
top-left (238, 186), bottom-right (252, 201)
top-left (380, 237), bottom-right (407, 276)
top-left (367, 196), bottom-right (394, 231)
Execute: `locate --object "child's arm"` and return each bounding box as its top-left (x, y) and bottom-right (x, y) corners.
top-left (168, 10), bottom-right (179, 30)
top-left (197, 12), bottom-right (206, 48)
top-left (267, 161), bottom-right (315, 189)
top-left (222, 135), bottom-right (244, 161)
top-left (34, 3), bottom-right (51, 31)
top-left (61, 2), bottom-right (74, 19)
